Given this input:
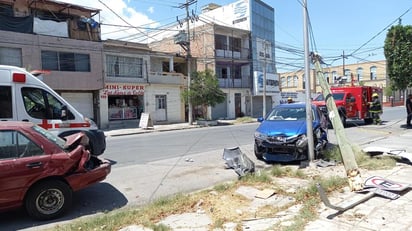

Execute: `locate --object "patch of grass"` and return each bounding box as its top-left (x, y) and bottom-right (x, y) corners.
top-left (322, 145), bottom-right (342, 162)
top-left (213, 182), bottom-right (233, 192)
top-left (323, 145), bottom-right (397, 170)
top-left (239, 170), bottom-right (272, 184)
top-left (235, 116), bottom-right (255, 123)
top-left (51, 193), bottom-right (199, 231)
top-left (270, 165), bottom-right (306, 178)
top-left (356, 152), bottom-right (397, 170)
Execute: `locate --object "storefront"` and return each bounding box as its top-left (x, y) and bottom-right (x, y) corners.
top-left (99, 83), bottom-right (146, 128)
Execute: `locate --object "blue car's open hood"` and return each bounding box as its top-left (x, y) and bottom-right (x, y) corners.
top-left (256, 120), bottom-right (308, 137)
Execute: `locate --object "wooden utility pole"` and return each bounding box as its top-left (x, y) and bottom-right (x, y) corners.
top-left (311, 53), bottom-right (363, 191)
top-left (178, 0), bottom-right (197, 125)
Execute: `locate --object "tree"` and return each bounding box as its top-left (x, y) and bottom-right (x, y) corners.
top-left (182, 69), bottom-right (226, 120)
top-left (384, 23), bottom-right (412, 91)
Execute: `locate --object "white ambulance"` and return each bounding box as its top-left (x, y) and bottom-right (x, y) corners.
top-left (0, 65), bottom-right (106, 155)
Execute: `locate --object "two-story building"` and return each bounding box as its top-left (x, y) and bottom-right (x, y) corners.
top-left (100, 40), bottom-right (188, 128)
top-left (0, 0), bottom-right (104, 123)
top-left (149, 0), bottom-right (277, 119)
top-left (0, 0), bottom-right (189, 128)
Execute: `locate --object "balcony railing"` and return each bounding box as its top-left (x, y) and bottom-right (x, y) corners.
top-left (148, 72), bottom-right (187, 85)
top-left (215, 48), bottom-right (250, 60)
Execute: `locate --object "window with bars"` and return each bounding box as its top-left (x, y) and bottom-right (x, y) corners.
top-left (106, 55), bottom-right (143, 78)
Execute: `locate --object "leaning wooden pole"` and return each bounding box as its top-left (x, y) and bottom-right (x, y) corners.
top-left (311, 53), bottom-right (363, 191)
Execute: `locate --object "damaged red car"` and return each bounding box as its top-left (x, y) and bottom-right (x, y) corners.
top-left (0, 121), bottom-right (111, 220)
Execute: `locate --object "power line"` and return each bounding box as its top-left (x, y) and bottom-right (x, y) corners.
top-left (98, 0), bottom-right (160, 43)
top-left (349, 7), bottom-right (412, 57)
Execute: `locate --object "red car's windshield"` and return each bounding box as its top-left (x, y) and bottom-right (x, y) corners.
top-left (31, 124), bottom-right (66, 149)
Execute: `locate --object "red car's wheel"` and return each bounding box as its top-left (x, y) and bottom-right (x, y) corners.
top-left (25, 180), bottom-right (73, 220)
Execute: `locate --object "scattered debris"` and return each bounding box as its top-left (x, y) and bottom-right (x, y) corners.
top-left (363, 146), bottom-right (412, 164)
top-left (255, 189), bottom-right (276, 199)
top-left (317, 175), bottom-right (411, 212)
top-left (222, 147), bottom-right (255, 177)
top-left (185, 158), bottom-right (194, 162)
top-left (316, 159), bottom-right (337, 168)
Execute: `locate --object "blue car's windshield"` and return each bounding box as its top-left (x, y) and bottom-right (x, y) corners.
top-left (267, 107), bottom-right (313, 121)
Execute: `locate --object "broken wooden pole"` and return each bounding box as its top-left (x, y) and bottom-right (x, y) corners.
top-left (311, 53), bottom-right (363, 191)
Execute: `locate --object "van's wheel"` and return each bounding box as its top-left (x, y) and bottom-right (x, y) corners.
top-left (25, 180), bottom-right (72, 220)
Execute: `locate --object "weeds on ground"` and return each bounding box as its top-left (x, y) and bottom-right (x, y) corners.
top-left (50, 150), bottom-right (396, 231)
top-left (234, 116), bottom-right (255, 124)
top-left (322, 145), bottom-right (397, 170)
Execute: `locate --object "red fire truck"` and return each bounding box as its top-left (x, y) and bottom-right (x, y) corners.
top-left (312, 86), bottom-right (382, 127)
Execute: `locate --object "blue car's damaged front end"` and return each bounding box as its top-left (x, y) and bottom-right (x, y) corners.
top-left (254, 103), bottom-right (328, 162)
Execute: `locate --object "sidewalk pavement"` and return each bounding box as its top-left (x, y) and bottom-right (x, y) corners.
top-left (103, 120), bottom-right (241, 137)
top-left (105, 120), bottom-right (412, 231)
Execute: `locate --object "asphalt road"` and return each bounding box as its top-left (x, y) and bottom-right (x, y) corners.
top-left (1, 106), bottom-right (408, 231)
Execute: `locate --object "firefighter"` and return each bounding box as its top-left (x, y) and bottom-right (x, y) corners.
top-left (406, 94), bottom-right (412, 127)
top-left (369, 93), bottom-right (382, 125)
top-left (287, 97), bottom-right (293, 104)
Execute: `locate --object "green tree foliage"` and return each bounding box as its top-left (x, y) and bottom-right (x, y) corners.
top-left (384, 24), bottom-right (412, 90)
top-left (182, 69), bottom-right (226, 119)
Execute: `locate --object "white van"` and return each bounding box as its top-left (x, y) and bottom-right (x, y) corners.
top-left (0, 65), bottom-right (106, 155)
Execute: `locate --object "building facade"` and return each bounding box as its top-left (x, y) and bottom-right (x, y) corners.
top-left (0, 0), bottom-right (188, 129)
top-left (0, 0), bottom-right (104, 123)
top-left (150, 0), bottom-right (277, 119)
top-left (100, 40), bottom-right (188, 128)
top-left (279, 60), bottom-right (389, 102)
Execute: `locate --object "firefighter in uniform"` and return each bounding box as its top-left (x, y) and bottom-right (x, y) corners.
top-left (287, 97), bottom-right (293, 104)
top-left (369, 93), bottom-right (382, 125)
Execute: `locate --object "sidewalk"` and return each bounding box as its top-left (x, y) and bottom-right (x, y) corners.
top-left (111, 121), bottom-right (412, 231)
top-left (103, 120), bottom-right (243, 137)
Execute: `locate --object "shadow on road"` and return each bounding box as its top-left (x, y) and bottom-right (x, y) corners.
top-left (0, 182), bottom-right (127, 230)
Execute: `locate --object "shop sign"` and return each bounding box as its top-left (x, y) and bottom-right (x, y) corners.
top-left (101, 84), bottom-right (145, 98)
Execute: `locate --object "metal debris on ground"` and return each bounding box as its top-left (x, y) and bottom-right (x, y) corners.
top-left (255, 189), bottom-right (276, 199)
top-left (222, 147), bottom-right (255, 177)
top-left (185, 158), bottom-right (194, 162)
top-left (316, 159), bottom-right (337, 168)
top-left (317, 175), bottom-right (411, 212)
top-left (362, 146), bottom-right (412, 164)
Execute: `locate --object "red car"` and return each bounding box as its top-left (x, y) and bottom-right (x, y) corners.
top-left (0, 121), bottom-right (111, 220)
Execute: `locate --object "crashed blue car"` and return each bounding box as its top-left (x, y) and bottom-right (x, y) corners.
top-left (254, 102), bottom-right (328, 162)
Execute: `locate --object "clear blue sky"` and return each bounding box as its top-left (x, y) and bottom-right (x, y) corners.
top-left (77, 0), bottom-right (412, 72)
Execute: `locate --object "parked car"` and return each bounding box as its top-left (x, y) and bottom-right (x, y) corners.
top-left (254, 102), bottom-right (328, 162)
top-left (0, 121), bottom-right (111, 220)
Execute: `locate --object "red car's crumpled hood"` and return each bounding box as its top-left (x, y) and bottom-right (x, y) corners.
top-left (63, 132), bottom-right (89, 150)
top-left (59, 132), bottom-right (90, 172)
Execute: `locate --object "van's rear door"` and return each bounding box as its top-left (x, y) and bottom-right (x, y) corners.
top-left (0, 69), bottom-right (16, 121)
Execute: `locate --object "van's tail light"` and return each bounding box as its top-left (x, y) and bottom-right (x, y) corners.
top-left (13, 73), bottom-right (26, 83)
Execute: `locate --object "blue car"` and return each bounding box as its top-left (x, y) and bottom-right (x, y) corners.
top-left (254, 102), bottom-right (328, 162)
